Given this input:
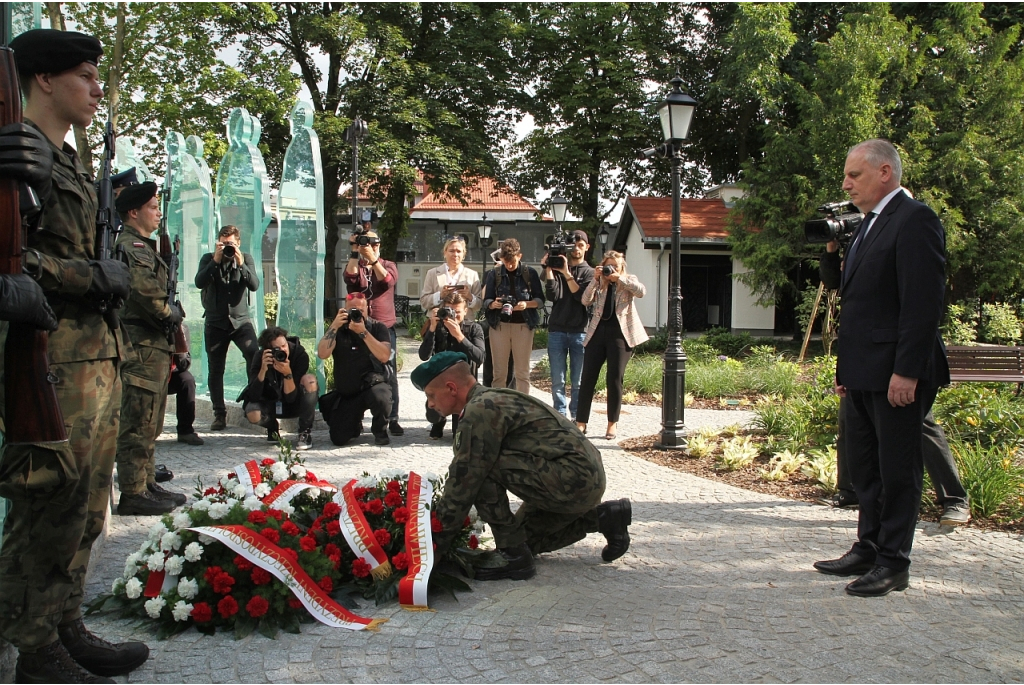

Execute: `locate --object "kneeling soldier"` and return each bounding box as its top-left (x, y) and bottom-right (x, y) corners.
top-left (412, 351), bottom-right (632, 580)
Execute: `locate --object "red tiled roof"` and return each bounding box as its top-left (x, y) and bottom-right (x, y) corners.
top-left (626, 196), bottom-right (730, 240)
top-left (412, 176), bottom-right (538, 213)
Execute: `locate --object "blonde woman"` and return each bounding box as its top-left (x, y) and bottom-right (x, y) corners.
top-left (576, 251), bottom-right (649, 439)
top-left (419, 236), bottom-right (483, 316)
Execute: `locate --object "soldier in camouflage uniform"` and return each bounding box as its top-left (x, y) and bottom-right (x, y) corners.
top-left (412, 351), bottom-right (633, 581)
top-left (0, 29), bottom-right (149, 683)
top-left (113, 181), bottom-right (185, 516)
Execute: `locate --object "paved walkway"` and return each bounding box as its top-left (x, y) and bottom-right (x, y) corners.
top-left (83, 339), bottom-right (1024, 683)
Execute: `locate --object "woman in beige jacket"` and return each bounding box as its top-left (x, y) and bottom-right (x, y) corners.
top-left (419, 236), bottom-right (483, 316)
top-left (576, 251), bottom-right (649, 440)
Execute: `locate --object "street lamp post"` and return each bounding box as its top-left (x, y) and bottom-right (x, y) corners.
top-left (477, 213), bottom-right (493, 276)
top-left (550, 194), bottom-right (568, 234)
top-left (644, 74), bottom-right (698, 450)
top-left (597, 223), bottom-right (610, 256)
top-left (344, 117), bottom-right (369, 237)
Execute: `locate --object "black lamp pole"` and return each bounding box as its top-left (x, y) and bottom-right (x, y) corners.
top-left (345, 117), bottom-right (369, 236)
top-left (477, 213), bottom-right (493, 276)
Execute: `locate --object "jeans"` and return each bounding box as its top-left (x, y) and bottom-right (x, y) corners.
top-left (388, 326), bottom-right (399, 421)
top-left (243, 385), bottom-right (319, 433)
top-left (547, 331), bottom-right (586, 418)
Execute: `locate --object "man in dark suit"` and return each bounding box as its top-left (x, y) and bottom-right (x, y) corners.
top-left (813, 139), bottom-right (950, 597)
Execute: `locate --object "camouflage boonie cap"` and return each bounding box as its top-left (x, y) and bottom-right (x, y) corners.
top-left (411, 351), bottom-right (468, 390)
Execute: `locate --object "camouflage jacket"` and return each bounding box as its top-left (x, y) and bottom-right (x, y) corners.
top-left (115, 225), bottom-right (172, 352)
top-left (23, 121), bottom-right (126, 363)
top-left (434, 384), bottom-right (606, 536)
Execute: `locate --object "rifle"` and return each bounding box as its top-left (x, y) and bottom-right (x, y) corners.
top-left (0, 38), bottom-right (67, 443)
top-left (159, 221), bottom-right (188, 354)
top-left (95, 121), bottom-right (124, 327)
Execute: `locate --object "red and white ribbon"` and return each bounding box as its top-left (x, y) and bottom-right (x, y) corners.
top-left (398, 472), bottom-right (434, 610)
top-left (233, 460), bottom-right (263, 498)
top-left (335, 480), bottom-right (392, 580)
top-left (189, 525), bottom-right (385, 631)
top-left (262, 479), bottom-right (337, 508)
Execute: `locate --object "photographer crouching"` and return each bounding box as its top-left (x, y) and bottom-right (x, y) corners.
top-left (317, 293), bottom-right (393, 446)
top-left (419, 291), bottom-right (485, 439)
top-left (238, 326), bottom-right (319, 450)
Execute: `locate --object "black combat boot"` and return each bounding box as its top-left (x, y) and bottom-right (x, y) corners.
top-left (474, 542), bottom-right (536, 581)
top-left (57, 618), bottom-right (149, 678)
top-left (596, 498), bottom-right (631, 562)
top-left (148, 482), bottom-right (186, 507)
top-left (117, 490), bottom-right (175, 516)
top-left (15, 638), bottom-right (115, 683)
top-left (210, 414), bottom-right (227, 431)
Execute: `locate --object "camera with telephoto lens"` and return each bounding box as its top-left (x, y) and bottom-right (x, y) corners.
top-left (272, 348), bottom-right (288, 362)
top-left (437, 306), bottom-right (454, 322)
top-left (601, 265), bottom-right (616, 277)
top-left (499, 296), bottom-right (515, 322)
top-left (348, 308), bottom-right (364, 324)
top-left (804, 201), bottom-right (864, 245)
top-left (222, 243), bottom-right (237, 259)
top-left (545, 229), bottom-right (572, 270)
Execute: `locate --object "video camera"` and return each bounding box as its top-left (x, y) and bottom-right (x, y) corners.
top-left (352, 225), bottom-right (380, 247)
top-left (804, 201), bottom-right (864, 245)
top-left (545, 229), bottom-right (572, 270)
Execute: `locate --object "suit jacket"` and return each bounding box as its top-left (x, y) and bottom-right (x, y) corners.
top-left (836, 191), bottom-right (950, 391)
top-left (419, 264), bottom-right (483, 315)
top-left (581, 274), bottom-right (650, 349)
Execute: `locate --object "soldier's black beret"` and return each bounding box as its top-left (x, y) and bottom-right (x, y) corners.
top-left (10, 29), bottom-right (103, 76)
top-left (111, 167), bottom-right (139, 189)
top-left (115, 181), bottom-right (158, 213)
top-left (411, 351), bottom-right (469, 391)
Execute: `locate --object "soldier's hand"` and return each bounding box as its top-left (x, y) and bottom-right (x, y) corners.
top-left (0, 123), bottom-right (53, 204)
top-left (86, 260), bottom-right (131, 300)
top-left (167, 303), bottom-right (184, 326)
top-left (0, 274), bottom-right (58, 330)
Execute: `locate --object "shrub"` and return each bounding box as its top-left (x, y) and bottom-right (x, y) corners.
top-left (801, 445), bottom-right (838, 494)
top-left (950, 440), bottom-right (1024, 518)
top-left (745, 345), bottom-right (781, 367)
top-left (634, 329), bottom-right (668, 355)
top-left (687, 360), bottom-right (741, 398)
top-left (944, 302), bottom-right (979, 345)
top-left (752, 397), bottom-right (788, 437)
top-left (716, 436), bottom-right (758, 471)
top-left (744, 361), bottom-right (801, 398)
top-left (685, 434), bottom-right (715, 458)
top-left (702, 327), bottom-right (753, 357)
top-left (622, 355), bottom-right (663, 394)
top-left (934, 384), bottom-right (1024, 450)
top-left (533, 327), bottom-right (549, 350)
top-left (979, 302), bottom-right (1022, 345)
top-left (534, 354), bottom-right (550, 375)
top-left (682, 339), bottom-right (717, 364)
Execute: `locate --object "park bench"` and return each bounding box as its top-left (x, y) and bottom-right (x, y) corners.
top-left (945, 344), bottom-right (1024, 393)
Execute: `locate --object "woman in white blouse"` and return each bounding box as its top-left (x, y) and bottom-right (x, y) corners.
top-left (419, 236), bottom-right (483, 317)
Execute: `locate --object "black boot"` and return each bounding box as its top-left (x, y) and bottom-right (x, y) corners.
top-left (596, 498), bottom-right (631, 562)
top-left (429, 419), bottom-right (445, 439)
top-left (57, 618), bottom-right (149, 678)
top-left (117, 490), bottom-right (175, 516)
top-left (148, 482), bottom-right (186, 507)
top-left (210, 414), bottom-right (227, 431)
top-left (266, 420), bottom-right (281, 442)
top-left (473, 542), bottom-right (536, 581)
top-left (16, 639), bottom-right (115, 684)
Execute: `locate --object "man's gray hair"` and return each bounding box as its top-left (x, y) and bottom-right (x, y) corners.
top-left (849, 139), bottom-right (903, 184)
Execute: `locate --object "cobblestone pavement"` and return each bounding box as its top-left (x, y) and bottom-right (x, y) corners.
top-left (82, 339), bottom-right (1024, 683)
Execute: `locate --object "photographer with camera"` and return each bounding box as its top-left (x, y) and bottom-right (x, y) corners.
top-left (317, 292), bottom-right (394, 446)
top-left (195, 225), bottom-right (260, 430)
top-left (482, 238), bottom-right (544, 394)
top-left (238, 326), bottom-right (318, 450)
top-left (420, 236), bottom-right (483, 316)
top-left (542, 229), bottom-right (594, 420)
top-left (344, 226), bottom-right (404, 437)
top-left (419, 291), bottom-right (485, 439)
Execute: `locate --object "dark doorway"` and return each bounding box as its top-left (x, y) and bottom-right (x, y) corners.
top-left (676, 254), bottom-right (732, 332)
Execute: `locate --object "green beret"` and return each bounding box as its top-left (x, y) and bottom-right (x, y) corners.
top-left (115, 181), bottom-right (158, 213)
top-left (10, 29), bottom-right (103, 76)
top-left (111, 167), bottom-right (139, 189)
top-left (411, 351), bottom-right (468, 391)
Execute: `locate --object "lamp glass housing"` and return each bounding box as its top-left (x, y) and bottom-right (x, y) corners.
top-left (550, 195), bottom-right (568, 224)
top-left (658, 87), bottom-right (697, 144)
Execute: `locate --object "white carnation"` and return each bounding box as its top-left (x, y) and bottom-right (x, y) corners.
top-left (223, 498), bottom-right (239, 509)
top-left (127, 552), bottom-right (143, 565)
top-left (163, 555), bottom-right (184, 576)
top-left (111, 577), bottom-right (125, 594)
top-left (421, 471), bottom-right (440, 483)
top-left (148, 521), bottom-right (168, 539)
top-left (125, 577), bottom-right (143, 599)
top-left (270, 464), bottom-right (289, 482)
top-left (306, 487), bottom-right (321, 500)
top-left (355, 476), bottom-right (377, 489)
top-left (160, 532), bottom-right (183, 552)
top-left (171, 600), bottom-right (193, 622)
top-left (146, 552), bottom-right (165, 572)
top-left (254, 482), bottom-right (271, 497)
top-left (123, 561), bottom-right (138, 580)
top-left (220, 476), bottom-right (238, 490)
top-left (177, 577), bottom-right (198, 600)
top-left (183, 542), bottom-right (204, 562)
top-left (278, 502), bottom-right (295, 516)
top-left (144, 596), bottom-right (166, 619)
top-left (198, 533), bottom-right (215, 544)
top-left (172, 512), bottom-right (193, 530)
top-left (208, 503), bottom-right (230, 519)
top-left (138, 540), bottom-right (154, 554)
top-left (379, 468), bottom-right (404, 480)
top-left (232, 484), bottom-right (248, 499)
top-left (191, 499), bottom-right (212, 512)
top-left (243, 497), bottom-right (264, 511)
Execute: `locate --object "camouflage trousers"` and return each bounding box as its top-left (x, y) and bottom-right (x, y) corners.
top-left (0, 358), bottom-right (120, 650)
top-left (115, 346), bottom-right (171, 495)
top-left (475, 449), bottom-right (606, 553)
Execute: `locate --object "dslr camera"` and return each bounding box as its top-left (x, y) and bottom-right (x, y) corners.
top-left (221, 242), bottom-right (237, 261)
top-left (347, 308), bottom-right (364, 324)
top-left (271, 347), bottom-right (288, 362)
top-left (498, 295), bottom-right (516, 322)
top-left (804, 201), bottom-right (864, 245)
top-left (437, 306), bottom-right (454, 322)
top-left (545, 229), bottom-right (572, 270)
top-left (600, 265), bottom-right (616, 277)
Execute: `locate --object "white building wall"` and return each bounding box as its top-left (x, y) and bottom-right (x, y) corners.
top-left (622, 221), bottom-right (660, 330)
top-left (730, 258), bottom-right (775, 335)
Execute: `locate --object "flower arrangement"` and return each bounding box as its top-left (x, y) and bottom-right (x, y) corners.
top-left (88, 446), bottom-right (491, 639)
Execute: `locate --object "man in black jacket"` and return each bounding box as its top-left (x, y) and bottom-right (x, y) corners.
top-left (195, 224), bottom-right (260, 430)
top-left (814, 139), bottom-right (950, 597)
top-left (542, 229), bottom-right (594, 420)
top-left (240, 326), bottom-right (319, 450)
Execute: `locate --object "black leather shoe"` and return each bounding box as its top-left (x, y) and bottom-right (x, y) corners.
top-left (16, 638), bottom-right (115, 683)
top-left (58, 618), bottom-right (149, 678)
top-left (148, 482), bottom-right (186, 507)
top-left (429, 421), bottom-right (444, 440)
top-left (473, 542), bottom-right (536, 581)
top-left (210, 414), bottom-right (227, 431)
top-left (845, 565), bottom-right (910, 597)
top-left (389, 420), bottom-right (405, 436)
top-left (117, 491), bottom-right (175, 516)
top-left (813, 550), bottom-right (875, 576)
top-left (154, 464), bottom-right (173, 482)
top-left (176, 432), bottom-right (204, 446)
top-left (373, 432), bottom-right (390, 446)
top-left (596, 498), bottom-right (631, 562)
top-left (818, 491), bottom-right (859, 509)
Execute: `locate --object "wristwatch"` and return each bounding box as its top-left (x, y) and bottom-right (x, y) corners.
top-left (283, 374), bottom-right (294, 380)
top-left (358, 331), bottom-right (367, 339)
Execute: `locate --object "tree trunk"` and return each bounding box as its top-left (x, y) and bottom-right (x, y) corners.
top-left (106, 4), bottom-right (125, 127)
top-left (323, 164), bottom-right (342, 314)
top-left (45, 2), bottom-right (93, 172)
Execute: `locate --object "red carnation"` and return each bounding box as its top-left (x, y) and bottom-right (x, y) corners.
top-left (322, 502), bottom-right (341, 518)
top-left (325, 543), bottom-right (340, 557)
top-left (367, 499), bottom-right (384, 515)
top-left (217, 595), bottom-right (238, 618)
top-left (352, 558), bottom-right (371, 578)
top-left (300, 536), bottom-right (317, 552)
top-left (392, 507), bottom-right (410, 524)
top-left (283, 548), bottom-right (299, 562)
top-left (281, 521), bottom-right (300, 536)
top-left (251, 568), bottom-right (272, 586)
top-left (469, 535), bottom-right (479, 549)
top-left (247, 511), bottom-right (267, 525)
top-left (227, 471), bottom-right (237, 479)
top-left (212, 572), bottom-right (235, 595)
top-left (204, 565), bottom-right (224, 583)
top-left (318, 576), bottom-right (333, 593)
top-left (267, 509), bottom-right (284, 521)
top-left (373, 529), bottom-right (391, 546)
top-left (203, 487), bottom-right (218, 496)
top-left (191, 602), bottom-right (213, 622)
top-left (233, 555), bottom-right (254, 572)
top-left (392, 552), bottom-right (409, 570)
top-left (288, 596), bottom-right (303, 609)
top-left (353, 487), bottom-right (370, 500)
top-left (261, 458), bottom-right (276, 466)
top-left (431, 514), bottom-right (442, 532)
top-left (260, 527), bottom-right (280, 543)
top-left (329, 553), bottom-right (341, 569)
top-left (305, 471), bottom-right (318, 482)
top-left (386, 479), bottom-right (402, 492)
top-left (326, 520), bottom-right (341, 536)
top-left (384, 491), bottom-right (403, 507)
top-left (246, 595), bottom-right (270, 618)
top-left (358, 500), bottom-right (370, 513)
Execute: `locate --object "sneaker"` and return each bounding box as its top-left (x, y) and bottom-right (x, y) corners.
top-left (429, 422), bottom-right (444, 440)
top-left (148, 482), bottom-right (186, 507)
top-left (389, 420), bottom-right (405, 436)
top-left (373, 432), bottom-right (390, 446)
top-left (596, 498), bottom-right (631, 562)
top-left (177, 432), bottom-right (204, 446)
top-left (210, 414), bottom-right (227, 431)
top-left (940, 502), bottom-right (971, 526)
top-left (473, 542), bottom-right (536, 581)
top-left (58, 617), bottom-right (149, 677)
top-left (16, 638), bottom-right (116, 684)
top-left (117, 491), bottom-right (175, 516)
top-left (296, 429), bottom-right (312, 451)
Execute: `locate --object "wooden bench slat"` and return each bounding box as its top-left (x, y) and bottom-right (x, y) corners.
top-left (944, 345), bottom-right (1024, 385)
